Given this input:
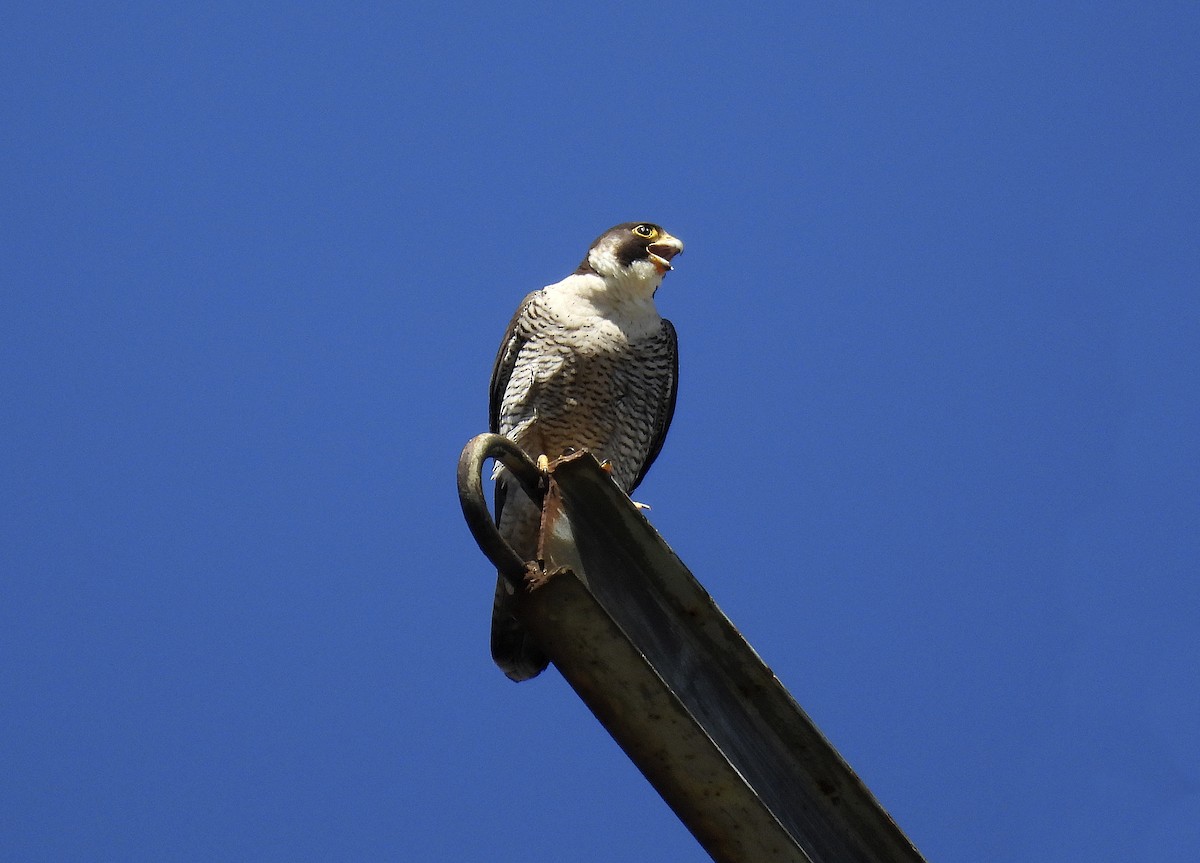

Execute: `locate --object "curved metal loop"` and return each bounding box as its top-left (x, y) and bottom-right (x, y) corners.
top-left (457, 433), bottom-right (545, 583)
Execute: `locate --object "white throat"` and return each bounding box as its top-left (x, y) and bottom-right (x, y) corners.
top-left (585, 246), bottom-right (665, 302)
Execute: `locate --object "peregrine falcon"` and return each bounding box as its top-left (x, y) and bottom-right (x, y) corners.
top-left (489, 222), bottom-right (684, 681)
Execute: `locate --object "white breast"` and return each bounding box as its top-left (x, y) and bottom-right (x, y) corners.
top-left (540, 272), bottom-right (663, 343)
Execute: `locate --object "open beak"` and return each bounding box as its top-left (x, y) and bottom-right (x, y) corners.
top-left (648, 235), bottom-right (684, 273)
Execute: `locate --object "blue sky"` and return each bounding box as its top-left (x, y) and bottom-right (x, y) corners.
top-left (3, 3), bottom-right (1198, 861)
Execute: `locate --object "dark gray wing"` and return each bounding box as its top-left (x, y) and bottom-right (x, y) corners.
top-left (630, 318), bottom-right (678, 493)
top-left (488, 291), bottom-right (538, 434)
top-left (488, 291), bottom-right (552, 680)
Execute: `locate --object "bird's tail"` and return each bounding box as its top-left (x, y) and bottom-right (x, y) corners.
top-left (491, 575), bottom-right (549, 681)
top-left (490, 476), bottom-right (549, 681)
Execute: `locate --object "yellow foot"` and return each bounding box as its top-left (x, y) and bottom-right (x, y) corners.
top-left (536, 454), bottom-right (550, 473)
top-left (599, 459), bottom-right (614, 475)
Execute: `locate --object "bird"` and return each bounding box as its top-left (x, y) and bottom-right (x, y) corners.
top-left (488, 222), bottom-right (684, 681)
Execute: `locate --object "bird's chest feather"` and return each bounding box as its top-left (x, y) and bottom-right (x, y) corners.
top-left (509, 295), bottom-right (659, 420)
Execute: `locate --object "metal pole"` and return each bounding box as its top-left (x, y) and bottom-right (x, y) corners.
top-left (458, 442), bottom-right (927, 863)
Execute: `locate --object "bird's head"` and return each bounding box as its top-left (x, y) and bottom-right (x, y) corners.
top-left (578, 223), bottom-right (684, 295)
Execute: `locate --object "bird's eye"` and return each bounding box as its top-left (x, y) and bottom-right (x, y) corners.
top-left (633, 224), bottom-right (657, 238)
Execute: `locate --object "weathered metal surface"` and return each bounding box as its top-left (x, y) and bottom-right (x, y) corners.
top-left (456, 439), bottom-right (926, 863)
top-left (520, 452), bottom-right (926, 863)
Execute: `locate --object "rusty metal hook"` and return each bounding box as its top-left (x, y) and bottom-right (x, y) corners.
top-left (456, 433), bottom-right (545, 587)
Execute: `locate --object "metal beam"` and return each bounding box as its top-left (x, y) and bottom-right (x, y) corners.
top-left (458, 438), bottom-right (926, 863)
